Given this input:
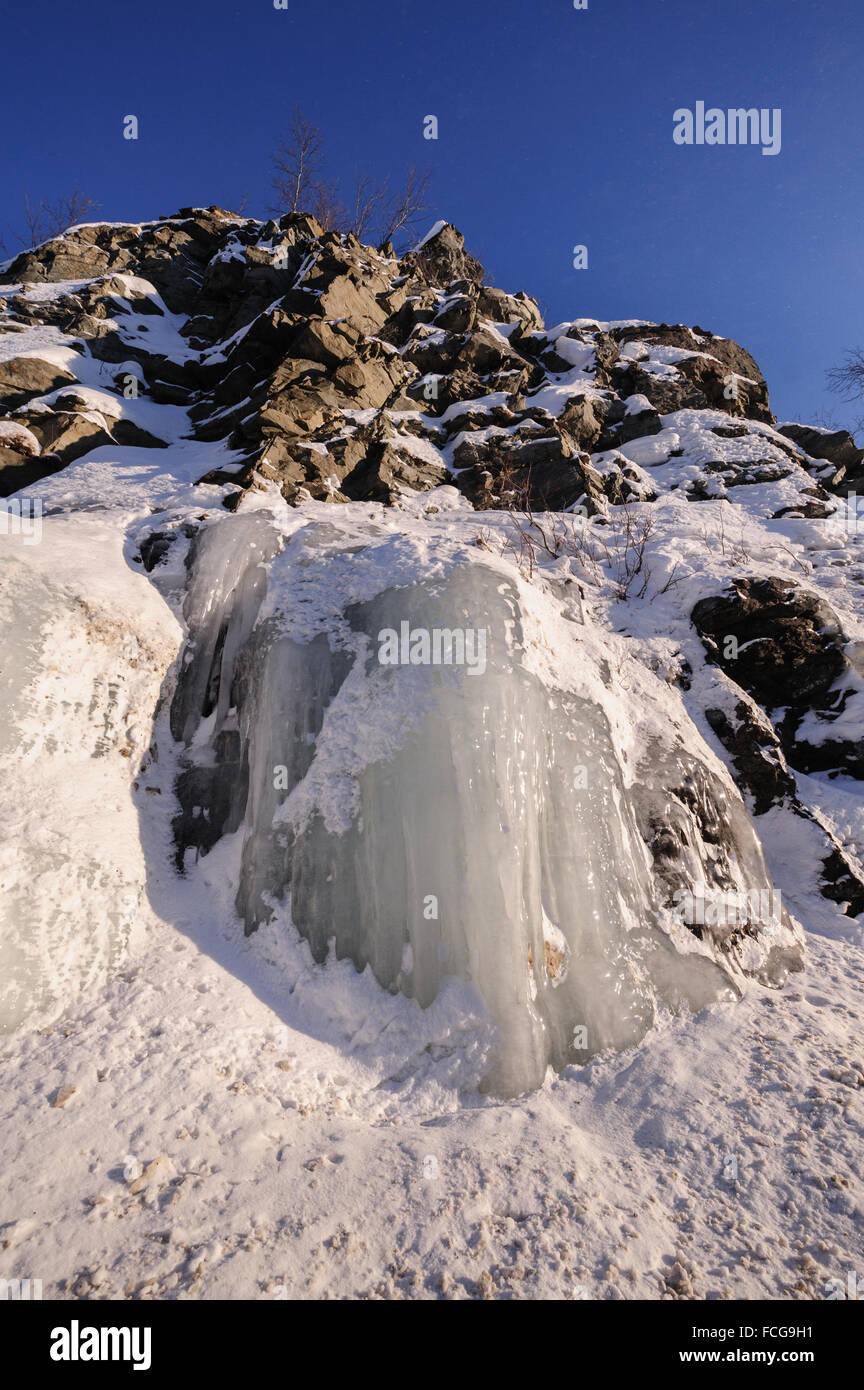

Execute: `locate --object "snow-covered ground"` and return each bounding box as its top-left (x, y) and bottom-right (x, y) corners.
top-left (0, 256), bottom-right (862, 1302)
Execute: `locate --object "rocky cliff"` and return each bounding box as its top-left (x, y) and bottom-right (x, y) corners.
top-left (3, 206), bottom-right (864, 1093)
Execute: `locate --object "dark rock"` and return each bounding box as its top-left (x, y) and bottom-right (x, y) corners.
top-left (692, 578), bottom-right (864, 780)
top-left (0, 444), bottom-right (64, 495)
top-left (476, 285), bottom-right (543, 331)
top-left (341, 440), bottom-right (448, 503)
top-left (777, 423), bottom-right (863, 477)
top-left (704, 700), bottom-right (796, 815)
top-left (691, 578), bottom-right (846, 713)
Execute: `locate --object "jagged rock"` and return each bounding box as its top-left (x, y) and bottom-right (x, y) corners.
top-left (316, 271), bottom-right (390, 334)
top-left (594, 394), bottom-right (662, 455)
top-left (341, 440), bottom-right (448, 503)
top-left (377, 290), bottom-right (438, 348)
top-left (607, 324), bottom-right (772, 423)
top-left (777, 423), bottom-right (864, 494)
top-left (0, 357), bottom-right (77, 407)
top-left (616, 399), bottom-right (663, 445)
top-left (401, 324), bottom-right (463, 376)
top-left (138, 214), bottom-right (228, 314)
top-left (777, 422), bottom-right (863, 471)
top-left (587, 331), bottom-right (621, 384)
top-left (461, 442), bottom-right (604, 513)
top-left (691, 579), bottom-right (846, 712)
top-left (677, 351), bottom-right (772, 423)
top-left (26, 412), bottom-right (115, 463)
top-left (5, 229), bottom-right (132, 286)
top-left (817, 839), bottom-right (864, 917)
top-left (771, 490), bottom-right (834, 520)
top-left (455, 326), bottom-right (529, 379)
top-left (111, 419), bottom-right (169, 449)
top-left (557, 395), bottom-right (604, 453)
top-left (687, 458), bottom-right (793, 498)
top-left (434, 291), bottom-right (477, 334)
top-left (22, 409), bottom-right (166, 461)
top-left (704, 698), bottom-right (796, 815)
top-left (286, 318), bottom-right (359, 370)
top-left (476, 285), bottom-right (543, 331)
top-left (402, 222), bottom-right (484, 289)
top-left (0, 208), bottom-right (837, 553)
top-left (692, 578), bottom-right (864, 780)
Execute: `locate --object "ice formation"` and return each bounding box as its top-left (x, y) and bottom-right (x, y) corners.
top-left (170, 509), bottom-right (803, 1096)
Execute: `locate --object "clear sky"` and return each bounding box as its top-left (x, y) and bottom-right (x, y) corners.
top-left (2, 0), bottom-right (863, 430)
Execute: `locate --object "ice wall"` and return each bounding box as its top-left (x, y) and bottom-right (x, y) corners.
top-left (171, 513), bottom-right (801, 1096)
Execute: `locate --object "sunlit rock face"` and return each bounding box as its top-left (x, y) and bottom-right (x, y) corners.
top-left (171, 511), bottom-right (803, 1096)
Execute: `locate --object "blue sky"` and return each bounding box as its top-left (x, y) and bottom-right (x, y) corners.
top-left (2, 0), bottom-right (862, 429)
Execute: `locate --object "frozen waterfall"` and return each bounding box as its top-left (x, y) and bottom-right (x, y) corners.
top-left (170, 509), bottom-right (800, 1096)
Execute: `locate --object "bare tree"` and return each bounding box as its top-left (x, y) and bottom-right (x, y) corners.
top-left (269, 112), bottom-right (434, 251)
top-left (271, 105), bottom-right (324, 216)
top-left (827, 347), bottom-right (864, 400)
top-left (309, 178), bottom-right (347, 234)
top-left (348, 171), bottom-right (385, 243)
top-left (2, 187), bottom-right (101, 254)
top-left (1, 188), bottom-right (99, 256)
top-left (21, 193), bottom-right (45, 248)
top-left (808, 406), bottom-right (841, 431)
top-left (379, 163), bottom-right (432, 247)
top-left (827, 349), bottom-right (864, 433)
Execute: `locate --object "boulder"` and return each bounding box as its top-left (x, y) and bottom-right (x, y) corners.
top-left (0, 444), bottom-right (64, 495)
top-left (692, 578), bottom-right (864, 780)
top-left (777, 423), bottom-right (864, 493)
top-left (341, 440), bottom-right (449, 503)
top-left (0, 357), bottom-right (78, 407)
top-left (691, 578), bottom-right (847, 713)
top-left (476, 285), bottom-right (543, 331)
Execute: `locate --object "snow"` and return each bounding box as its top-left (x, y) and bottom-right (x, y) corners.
top-left (383, 432), bottom-right (448, 470)
top-left (0, 420), bottom-right (41, 454)
top-left (618, 430), bottom-right (682, 466)
top-left (412, 220), bottom-right (449, 252)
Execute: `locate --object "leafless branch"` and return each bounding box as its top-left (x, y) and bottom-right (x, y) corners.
top-left (309, 178), bottom-right (348, 233)
top-left (3, 187), bottom-right (101, 255)
top-left (271, 105), bottom-right (324, 216)
top-left (827, 348), bottom-right (864, 403)
top-left (349, 171), bottom-right (385, 242)
top-left (379, 163), bottom-right (432, 248)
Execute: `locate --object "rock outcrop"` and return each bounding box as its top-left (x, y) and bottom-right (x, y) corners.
top-left (2, 208), bottom-right (813, 513)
